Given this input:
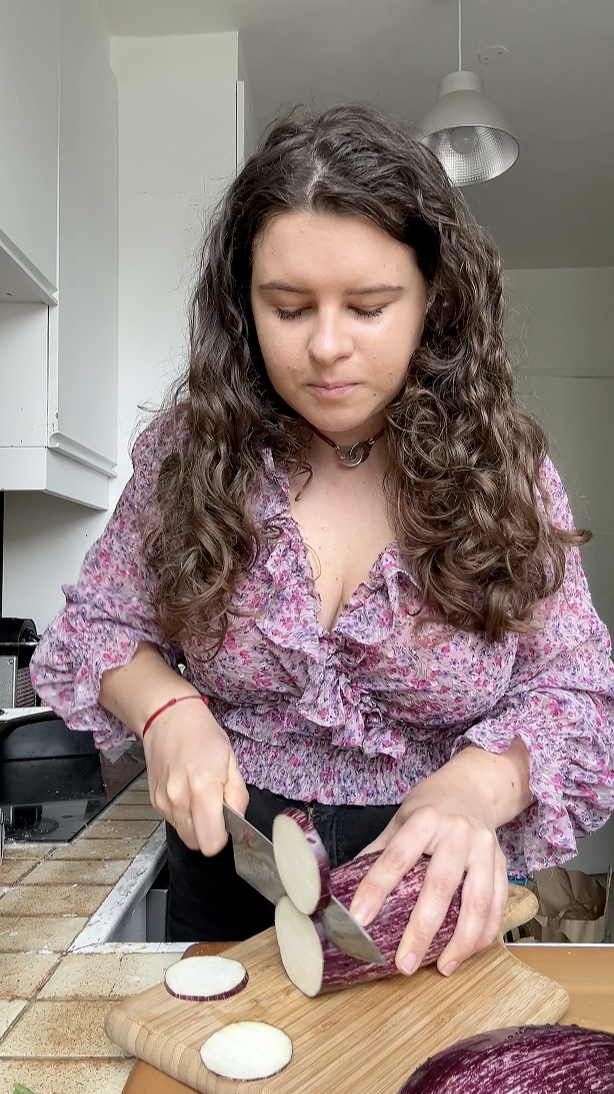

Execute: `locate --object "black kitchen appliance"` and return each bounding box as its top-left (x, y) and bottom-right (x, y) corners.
top-left (0, 710), bottom-right (146, 842)
top-left (0, 617), bottom-right (39, 707)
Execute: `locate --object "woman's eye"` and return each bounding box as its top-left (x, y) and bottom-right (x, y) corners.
top-left (275, 305), bottom-right (385, 320)
top-left (351, 306), bottom-right (384, 318)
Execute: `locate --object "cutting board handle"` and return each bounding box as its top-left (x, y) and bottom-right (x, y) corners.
top-left (501, 882), bottom-right (538, 935)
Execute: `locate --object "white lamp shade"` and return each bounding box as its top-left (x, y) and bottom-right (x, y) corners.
top-left (420, 71), bottom-right (519, 186)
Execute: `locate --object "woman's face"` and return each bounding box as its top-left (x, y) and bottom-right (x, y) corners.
top-left (250, 211), bottom-right (429, 445)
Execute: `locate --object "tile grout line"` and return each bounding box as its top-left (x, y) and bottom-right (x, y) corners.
top-left (69, 825), bottom-right (166, 951)
top-left (0, 1053), bottom-right (136, 1062)
top-left (0, 952), bottom-right (64, 1047)
top-left (0, 782), bottom-right (165, 1073)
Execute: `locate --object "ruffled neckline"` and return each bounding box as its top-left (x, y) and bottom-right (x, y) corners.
top-left (253, 448), bottom-right (417, 652)
top-left (221, 452), bottom-right (444, 759)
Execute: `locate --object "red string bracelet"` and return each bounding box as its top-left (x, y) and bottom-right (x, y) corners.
top-left (141, 694), bottom-right (209, 740)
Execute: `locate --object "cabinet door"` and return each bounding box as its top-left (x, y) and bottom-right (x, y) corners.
top-left (48, 0), bottom-right (118, 475)
top-left (0, 0), bottom-right (60, 296)
top-left (0, 304), bottom-right (49, 447)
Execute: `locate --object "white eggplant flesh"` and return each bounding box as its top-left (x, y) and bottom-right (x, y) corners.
top-left (200, 1021), bottom-right (293, 1080)
top-left (164, 955), bottom-right (248, 1001)
top-left (272, 807), bottom-right (331, 914)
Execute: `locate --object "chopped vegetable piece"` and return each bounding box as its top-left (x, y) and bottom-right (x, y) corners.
top-left (275, 896), bottom-right (326, 997)
top-left (398, 1024), bottom-right (614, 1093)
top-left (273, 807), bottom-right (331, 914)
top-left (164, 954), bottom-right (248, 1001)
top-left (200, 1020), bottom-right (293, 1080)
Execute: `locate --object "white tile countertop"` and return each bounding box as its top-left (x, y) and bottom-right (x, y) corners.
top-left (0, 774), bottom-right (189, 1094)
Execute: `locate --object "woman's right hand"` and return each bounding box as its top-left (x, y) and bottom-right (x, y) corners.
top-left (142, 701), bottom-right (249, 855)
top-left (99, 644), bottom-right (247, 855)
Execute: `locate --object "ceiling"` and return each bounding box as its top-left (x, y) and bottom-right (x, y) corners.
top-left (97, 0), bottom-right (614, 270)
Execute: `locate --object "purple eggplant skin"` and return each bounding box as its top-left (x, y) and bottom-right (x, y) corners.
top-left (398, 1024), bottom-right (614, 1093)
top-left (330, 852), bottom-right (462, 968)
top-left (304, 853), bottom-right (462, 994)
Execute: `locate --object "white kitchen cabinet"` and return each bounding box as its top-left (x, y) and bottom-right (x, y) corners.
top-left (0, 0), bottom-right (118, 510)
top-left (0, 1), bottom-right (60, 302)
top-left (50, 0), bottom-right (118, 489)
top-left (0, 306), bottom-right (49, 447)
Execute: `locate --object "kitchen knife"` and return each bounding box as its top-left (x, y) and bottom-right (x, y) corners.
top-left (222, 802), bottom-right (385, 964)
top-left (222, 802), bottom-right (286, 906)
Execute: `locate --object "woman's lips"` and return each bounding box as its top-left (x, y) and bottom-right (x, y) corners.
top-left (307, 383), bottom-right (358, 399)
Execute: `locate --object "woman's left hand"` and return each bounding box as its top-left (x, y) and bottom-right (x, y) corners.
top-left (348, 768), bottom-right (510, 978)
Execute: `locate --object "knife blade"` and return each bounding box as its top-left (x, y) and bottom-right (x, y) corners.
top-left (222, 803), bottom-right (385, 965)
top-left (223, 801), bottom-right (286, 906)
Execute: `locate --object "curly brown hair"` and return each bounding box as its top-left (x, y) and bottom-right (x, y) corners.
top-left (144, 103), bottom-right (589, 650)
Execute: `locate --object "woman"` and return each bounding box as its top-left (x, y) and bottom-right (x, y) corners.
top-left (31, 104), bottom-right (614, 979)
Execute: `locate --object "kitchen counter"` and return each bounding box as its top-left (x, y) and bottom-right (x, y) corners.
top-left (2, 798), bottom-right (614, 1094)
top-left (0, 773), bottom-right (187, 1094)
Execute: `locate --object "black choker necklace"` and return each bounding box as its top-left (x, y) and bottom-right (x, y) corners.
top-left (309, 423), bottom-right (385, 467)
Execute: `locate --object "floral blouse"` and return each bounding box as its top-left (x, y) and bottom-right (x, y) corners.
top-left (30, 413), bottom-right (614, 877)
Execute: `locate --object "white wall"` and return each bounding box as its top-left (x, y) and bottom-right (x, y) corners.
top-left (111, 32), bottom-right (240, 498)
top-left (2, 0), bottom-right (116, 625)
top-left (238, 37), bottom-right (258, 162)
top-left (506, 267), bottom-right (614, 637)
top-left (2, 30), bottom-right (244, 627)
top-left (506, 267), bottom-right (614, 873)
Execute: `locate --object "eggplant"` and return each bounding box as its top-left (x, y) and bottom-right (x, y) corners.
top-left (398, 1024), bottom-right (614, 1093)
top-left (164, 955), bottom-right (248, 1001)
top-left (200, 1021), bottom-right (293, 1081)
top-left (275, 852), bottom-right (462, 996)
top-left (272, 807), bottom-right (332, 915)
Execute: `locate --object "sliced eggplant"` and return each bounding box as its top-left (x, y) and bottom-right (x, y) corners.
top-left (164, 955), bottom-right (248, 1001)
top-left (272, 807), bottom-right (331, 914)
top-left (275, 854), bottom-right (462, 996)
top-left (200, 1020), bottom-right (293, 1080)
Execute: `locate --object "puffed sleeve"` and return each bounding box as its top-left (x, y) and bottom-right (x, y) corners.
top-left (30, 412), bottom-right (183, 749)
top-left (452, 458), bottom-right (614, 875)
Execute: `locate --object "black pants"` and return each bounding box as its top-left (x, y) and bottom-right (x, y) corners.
top-left (166, 785), bottom-right (398, 943)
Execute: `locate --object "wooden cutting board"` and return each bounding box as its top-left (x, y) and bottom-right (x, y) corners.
top-left (107, 886), bottom-right (569, 1094)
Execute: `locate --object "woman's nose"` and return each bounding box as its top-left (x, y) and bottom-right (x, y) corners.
top-left (308, 308), bottom-right (353, 364)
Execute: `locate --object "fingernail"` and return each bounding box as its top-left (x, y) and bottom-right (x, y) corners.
top-left (400, 953), bottom-right (419, 976)
top-left (350, 901), bottom-right (372, 926)
top-left (440, 959), bottom-right (459, 977)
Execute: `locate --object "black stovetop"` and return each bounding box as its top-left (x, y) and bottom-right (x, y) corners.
top-left (0, 711), bottom-right (146, 842)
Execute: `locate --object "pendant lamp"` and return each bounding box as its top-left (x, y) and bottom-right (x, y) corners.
top-left (420, 0), bottom-right (519, 186)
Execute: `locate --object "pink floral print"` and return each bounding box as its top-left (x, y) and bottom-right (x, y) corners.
top-left (31, 414), bottom-right (614, 877)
